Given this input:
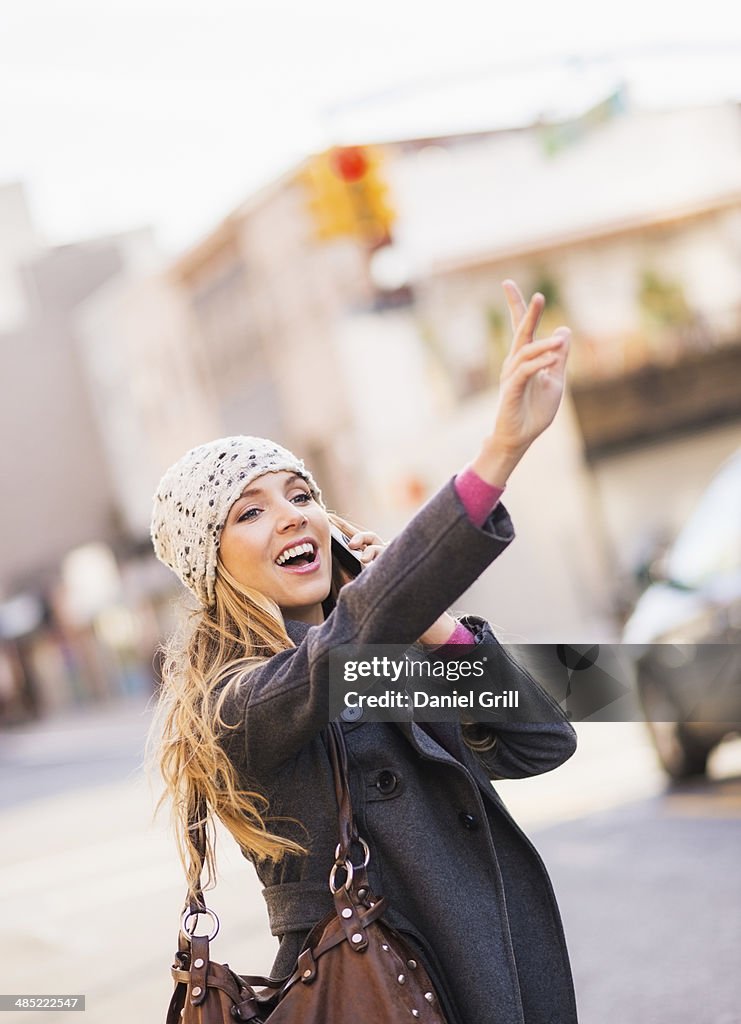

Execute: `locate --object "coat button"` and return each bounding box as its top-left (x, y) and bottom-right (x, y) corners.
top-left (341, 705), bottom-right (363, 723)
top-left (458, 811), bottom-right (479, 830)
top-left (376, 770), bottom-right (398, 795)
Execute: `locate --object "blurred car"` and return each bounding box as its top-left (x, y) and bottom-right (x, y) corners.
top-left (622, 448), bottom-right (741, 778)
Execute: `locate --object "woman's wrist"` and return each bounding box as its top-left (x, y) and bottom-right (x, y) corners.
top-left (418, 612), bottom-right (459, 647)
top-left (469, 437), bottom-right (527, 489)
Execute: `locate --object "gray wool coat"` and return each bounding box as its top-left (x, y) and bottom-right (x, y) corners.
top-left (221, 477), bottom-right (579, 1024)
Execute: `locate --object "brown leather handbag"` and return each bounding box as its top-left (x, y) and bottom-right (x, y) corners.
top-left (166, 722), bottom-right (450, 1023)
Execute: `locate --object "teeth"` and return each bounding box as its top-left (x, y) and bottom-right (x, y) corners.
top-left (276, 542), bottom-right (315, 566)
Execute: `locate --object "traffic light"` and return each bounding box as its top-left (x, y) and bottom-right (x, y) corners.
top-left (299, 146), bottom-right (395, 244)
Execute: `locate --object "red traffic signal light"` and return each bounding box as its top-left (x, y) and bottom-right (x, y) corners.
top-left (330, 147), bottom-right (369, 183)
top-left (299, 146), bottom-right (395, 243)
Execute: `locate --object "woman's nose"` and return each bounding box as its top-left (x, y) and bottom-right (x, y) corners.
top-left (277, 500), bottom-right (307, 531)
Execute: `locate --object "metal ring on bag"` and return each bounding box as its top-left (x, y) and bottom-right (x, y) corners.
top-left (329, 857), bottom-right (354, 894)
top-left (181, 908), bottom-right (220, 942)
top-left (334, 837), bottom-right (370, 869)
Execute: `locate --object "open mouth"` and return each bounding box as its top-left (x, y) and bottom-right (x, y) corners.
top-left (275, 542), bottom-right (317, 569)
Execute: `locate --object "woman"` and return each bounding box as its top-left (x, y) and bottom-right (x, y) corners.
top-left (151, 282), bottom-right (579, 1024)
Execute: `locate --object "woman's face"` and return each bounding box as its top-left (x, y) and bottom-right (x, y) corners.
top-left (218, 470), bottom-right (332, 624)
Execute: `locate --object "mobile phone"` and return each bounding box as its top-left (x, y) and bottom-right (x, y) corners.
top-left (330, 525), bottom-right (364, 576)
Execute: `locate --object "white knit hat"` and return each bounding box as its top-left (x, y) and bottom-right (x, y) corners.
top-left (150, 436), bottom-right (323, 607)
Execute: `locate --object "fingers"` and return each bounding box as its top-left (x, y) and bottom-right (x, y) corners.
top-left (502, 279), bottom-right (527, 333)
top-left (348, 531), bottom-right (384, 549)
top-left (502, 330), bottom-right (570, 396)
top-left (510, 350), bottom-right (563, 389)
top-left (348, 531), bottom-right (386, 563)
top-left (501, 290), bottom-right (548, 362)
top-left (507, 328), bottom-right (570, 370)
top-left (511, 292), bottom-right (546, 354)
top-left (358, 544), bottom-right (385, 564)
top-left (502, 280), bottom-right (543, 341)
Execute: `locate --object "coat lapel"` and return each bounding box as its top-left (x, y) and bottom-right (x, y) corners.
top-left (396, 720), bottom-right (510, 813)
top-left (394, 719), bottom-right (467, 770)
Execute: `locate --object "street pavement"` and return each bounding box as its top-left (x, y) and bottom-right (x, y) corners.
top-left (1, 699), bottom-right (740, 1023)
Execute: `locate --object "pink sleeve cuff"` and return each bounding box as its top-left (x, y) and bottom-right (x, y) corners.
top-left (424, 619), bottom-right (476, 651)
top-left (454, 467), bottom-right (505, 528)
top-left (444, 621), bottom-right (477, 645)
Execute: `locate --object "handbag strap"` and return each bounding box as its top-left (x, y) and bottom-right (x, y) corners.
top-left (183, 720), bottom-right (359, 919)
top-left (325, 720), bottom-right (357, 859)
top-left (186, 796), bottom-right (208, 916)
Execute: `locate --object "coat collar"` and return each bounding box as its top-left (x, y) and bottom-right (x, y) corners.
top-left (285, 617), bottom-right (313, 644)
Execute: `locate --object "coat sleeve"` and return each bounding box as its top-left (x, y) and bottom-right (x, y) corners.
top-left (453, 615), bottom-right (577, 779)
top-left (223, 478), bottom-right (515, 778)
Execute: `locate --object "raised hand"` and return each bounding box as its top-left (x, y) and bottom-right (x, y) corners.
top-left (495, 280), bottom-right (570, 453)
top-left (470, 280), bottom-right (571, 487)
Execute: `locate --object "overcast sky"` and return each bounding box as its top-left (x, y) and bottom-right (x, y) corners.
top-left (2, 0), bottom-right (741, 255)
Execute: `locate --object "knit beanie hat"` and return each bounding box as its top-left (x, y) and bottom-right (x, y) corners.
top-left (150, 436), bottom-right (323, 607)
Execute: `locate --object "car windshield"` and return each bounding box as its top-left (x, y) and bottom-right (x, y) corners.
top-left (665, 453), bottom-right (741, 589)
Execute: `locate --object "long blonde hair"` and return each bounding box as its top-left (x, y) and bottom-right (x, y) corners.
top-left (151, 510), bottom-right (496, 903)
top-left (150, 511), bottom-right (358, 903)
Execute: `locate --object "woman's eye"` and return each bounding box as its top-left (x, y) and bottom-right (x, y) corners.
top-left (292, 492), bottom-right (312, 504)
top-left (237, 507), bottom-right (260, 522)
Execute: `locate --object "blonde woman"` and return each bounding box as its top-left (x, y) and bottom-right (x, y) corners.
top-left (151, 282), bottom-right (579, 1024)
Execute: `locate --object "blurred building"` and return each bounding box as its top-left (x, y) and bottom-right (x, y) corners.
top-left (166, 171), bottom-right (380, 518)
top-left (75, 267), bottom-right (220, 541)
top-left (0, 183), bottom-right (44, 333)
top-left (384, 101), bottom-right (741, 279)
top-left (0, 196), bottom-right (177, 720)
top-left (0, 226), bottom-right (155, 593)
